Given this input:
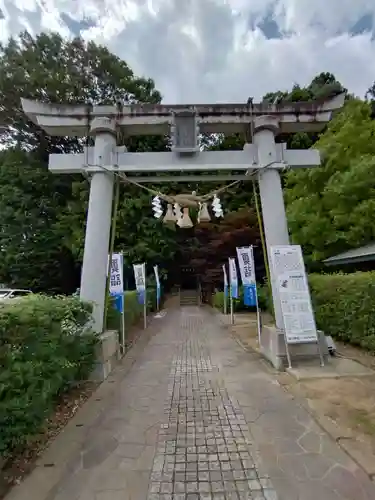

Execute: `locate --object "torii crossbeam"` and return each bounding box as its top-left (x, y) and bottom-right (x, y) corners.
top-left (22, 95), bottom-right (344, 333)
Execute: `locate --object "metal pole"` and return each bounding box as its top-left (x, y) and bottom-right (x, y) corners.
top-left (230, 293), bottom-right (234, 325)
top-left (121, 293), bottom-right (126, 354)
top-left (224, 291), bottom-right (227, 315)
top-left (120, 253), bottom-right (125, 354)
top-left (143, 289), bottom-right (147, 329)
top-left (255, 285), bottom-right (261, 346)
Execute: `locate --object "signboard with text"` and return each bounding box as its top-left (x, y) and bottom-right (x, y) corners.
top-left (270, 245), bottom-right (318, 344)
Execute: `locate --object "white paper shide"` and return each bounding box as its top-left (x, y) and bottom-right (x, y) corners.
top-left (270, 245), bottom-right (318, 344)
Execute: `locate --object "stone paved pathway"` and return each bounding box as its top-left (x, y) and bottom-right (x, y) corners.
top-left (6, 307), bottom-right (375, 500)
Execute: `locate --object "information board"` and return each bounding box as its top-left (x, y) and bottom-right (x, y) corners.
top-left (270, 245), bottom-right (318, 344)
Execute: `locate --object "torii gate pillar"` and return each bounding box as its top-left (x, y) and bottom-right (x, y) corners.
top-left (80, 118), bottom-right (116, 332)
top-left (253, 116), bottom-right (290, 329)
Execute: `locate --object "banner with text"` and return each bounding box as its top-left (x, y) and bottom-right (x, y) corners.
top-left (236, 246), bottom-right (257, 307)
top-left (109, 253), bottom-right (124, 313)
top-left (154, 265), bottom-right (161, 304)
top-left (133, 262), bottom-right (146, 305)
top-left (270, 245), bottom-right (318, 344)
top-left (223, 264), bottom-right (228, 298)
top-left (228, 257), bottom-right (238, 299)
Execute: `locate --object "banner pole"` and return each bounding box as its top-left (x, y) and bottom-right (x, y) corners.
top-left (144, 289), bottom-right (147, 329)
top-left (224, 290), bottom-right (227, 315)
top-left (121, 253), bottom-right (126, 354)
top-left (121, 293), bottom-right (126, 354)
top-left (230, 290), bottom-right (234, 325)
top-left (255, 285), bottom-right (261, 345)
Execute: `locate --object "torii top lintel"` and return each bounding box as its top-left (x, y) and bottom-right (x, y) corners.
top-left (20, 93), bottom-right (345, 138)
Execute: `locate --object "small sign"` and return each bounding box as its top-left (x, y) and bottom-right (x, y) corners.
top-left (270, 245), bottom-right (318, 344)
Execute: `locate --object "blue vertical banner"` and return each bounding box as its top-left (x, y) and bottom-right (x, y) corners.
top-left (236, 246), bottom-right (257, 306)
top-left (154, 265), bottom-right (161, 310)
top-left (236, 246), bottom-right (261, 343)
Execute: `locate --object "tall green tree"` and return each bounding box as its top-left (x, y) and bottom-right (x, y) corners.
top-left (285, 98), bottom-right (375, 265)
top-left (0, 31), bottom-right (176, 292)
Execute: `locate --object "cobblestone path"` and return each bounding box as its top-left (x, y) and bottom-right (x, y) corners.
top-left (6, 307), bottom-right (375, 500)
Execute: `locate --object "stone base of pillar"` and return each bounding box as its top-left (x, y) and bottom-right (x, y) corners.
top-left (260, 326), bottom-right (329, 370)
top-left (90, 330), bottom-right (121, 381)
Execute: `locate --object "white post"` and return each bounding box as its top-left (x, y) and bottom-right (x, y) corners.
top-left (80, 118), bottom-right (116, 333)
top-left (251, 116), bottom-right (290, 331)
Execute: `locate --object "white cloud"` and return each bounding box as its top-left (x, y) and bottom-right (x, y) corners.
top-left (1, 0), bottom-right (375, 103)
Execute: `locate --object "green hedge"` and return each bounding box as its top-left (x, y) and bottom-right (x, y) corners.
top-left (309, 272), bottom-right (375, 352)
top-left (213, 285), bottom-right (269, 312)
top-left (106, 288), bottom-right (160, 331)
top-left (0, 295), bottom-right (97, 458)
top-left (213, 272), bottom-right (375, 353)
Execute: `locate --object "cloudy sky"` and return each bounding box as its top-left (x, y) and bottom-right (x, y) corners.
top-left (1, 0), bottom-right (375, 103)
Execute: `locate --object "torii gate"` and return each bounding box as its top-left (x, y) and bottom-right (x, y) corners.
top-left (21, 95), bottom-right (344, 333)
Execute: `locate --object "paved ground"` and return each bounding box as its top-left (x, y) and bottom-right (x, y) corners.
top-left (6, 307), bottom-right (375, 500)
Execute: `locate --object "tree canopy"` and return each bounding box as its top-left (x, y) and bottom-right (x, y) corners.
top-left (286, 98), bottom-right (375, 265)
top-left (0, 32), bottom-right (176, 292)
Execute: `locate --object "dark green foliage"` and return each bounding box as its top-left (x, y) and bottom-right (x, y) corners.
top-left (212, 285), bottom-right (269, 313)
top-left (213, 273), bottom-right (375, 353)
top-left (106, 288), bottom-right (161, 331)
top-left (0, 32), bottom-right (170, 293)
top-left (0, 295), bottom-right (97, 458)
top-left (285, 100), bottom-right (375, 266)
top-left (309, 273), bottom-right (375, 352)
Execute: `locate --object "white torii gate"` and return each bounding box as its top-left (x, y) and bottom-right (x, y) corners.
top-left (21, 95), bottom-right (344, 333)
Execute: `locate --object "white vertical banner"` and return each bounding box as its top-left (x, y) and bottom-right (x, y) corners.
top-left (236, 247), bottom-right (256, 285)
top-left (228, 257), bottom-right (238, 325)
top-left (223, 264), bottom-right (228, 288)
top-left (236, 246), bottom-right (261, 343)
top-left (223, 264), bottom-right (228, 315)
top-left (109, 253), bottom-right (124, 296)
top-left (228, 258), bottom-right (238, 298)
top-left (109, 253), bottom-right (125, 353)
top-left (154, 265), bottom-right (161, 311)
top-left (133, 262), bottom-right (147, 329)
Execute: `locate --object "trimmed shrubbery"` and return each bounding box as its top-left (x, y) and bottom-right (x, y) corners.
top-left (213, 272), bottom-right (375, 353)
top-left (106, 287), bottom-right (159, 331)
top-left (0, 295), bottom-right (98, 458)
top-left (212, 285), bottom-right (269, 313)
top-left (309, 272), bottom-right (375, 352)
